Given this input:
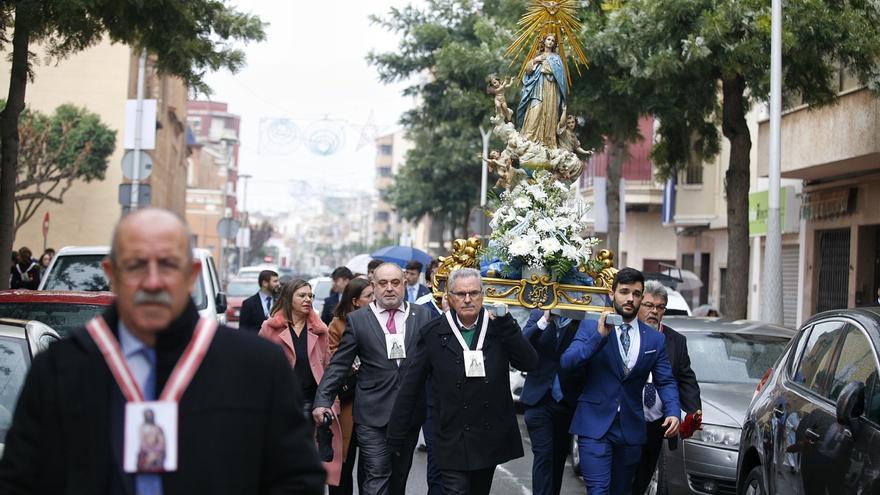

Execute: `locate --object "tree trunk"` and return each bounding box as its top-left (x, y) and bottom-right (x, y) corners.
top-left (721, 75), bottom-right (752, 320)
top-left (606, 140), bottom-right (624, 259)
top-left (0, 4), bottom-right (34, 289)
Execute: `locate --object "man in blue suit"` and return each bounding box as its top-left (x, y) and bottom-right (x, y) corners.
top-left (561, 268), bottom-right (680, 495)
top-left (521, 309), bottom-right (583, 495)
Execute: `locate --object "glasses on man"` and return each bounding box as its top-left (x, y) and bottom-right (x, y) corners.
top-left (641, 301), bottom-right (667, 312)
top-left (449, 290), bottom-right (483, 299)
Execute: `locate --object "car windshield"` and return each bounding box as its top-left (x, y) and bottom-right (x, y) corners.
top-left (0, 335), bottom-right (29, 443)
top-left (226, 281), bottom-right (255, 297)
top-left (687, 332), bottom-right (790, 384)
top-left (0, 302), bottom-right (108, 337)
top-left (43, 254), bottom-right (206, 309)
top-left (43, 254), bottom-right (109, 291)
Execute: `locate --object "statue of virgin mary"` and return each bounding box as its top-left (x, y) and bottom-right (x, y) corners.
top-left (515, 33), bottom-right (568, 149)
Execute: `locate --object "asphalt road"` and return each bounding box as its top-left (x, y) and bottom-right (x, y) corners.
top-left (352, 414), bottom-right (585, 494)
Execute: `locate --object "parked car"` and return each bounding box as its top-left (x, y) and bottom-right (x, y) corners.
top-left (39, 246), bottom-right (227, 324)
top-left (738, 308), bottom-right (880, 495)
top-left (0, 290), bottom-right (115, 337)
top-left (566, 317), bottom-right (795, 492)
top-left (308, 276), bottom-right (333, 317)
top-left (224, 277), bottom-right (255, 328)
top-left (237, 265), bottom-right (279, 281)
top-left (0, 318), bottom-right (60, 456)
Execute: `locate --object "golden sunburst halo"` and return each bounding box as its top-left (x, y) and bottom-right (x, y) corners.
top-left (505, 0), bottom-right (589, 87)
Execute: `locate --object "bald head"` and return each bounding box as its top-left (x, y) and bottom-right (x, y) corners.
top-left (109, 209), bottom-right (193, 267)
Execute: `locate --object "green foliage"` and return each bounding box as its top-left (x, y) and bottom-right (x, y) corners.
top-left (368, 0), bottom-right (526, 229)
top-left (4, 0), bottom-right (266, 95)
top-left (43, 104), bottom-right (116, 181)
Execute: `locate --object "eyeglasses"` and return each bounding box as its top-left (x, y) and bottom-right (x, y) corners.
top-left (642, 302), bottom-right (667, 312)
top-left (294, 292), bottom-right (315, 299)
top-left (375, 279), bottom-right (403, 288)
top-left (449, 290), bottom-right (483, 299)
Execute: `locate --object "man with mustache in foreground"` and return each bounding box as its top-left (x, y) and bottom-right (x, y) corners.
top-left (0, 209), bottom-right (325, 495)
top-left (560, 267), bottom-right (680, 495)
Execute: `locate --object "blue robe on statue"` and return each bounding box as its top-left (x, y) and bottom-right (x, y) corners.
top-left (515, 52), bottom-right (567, 130)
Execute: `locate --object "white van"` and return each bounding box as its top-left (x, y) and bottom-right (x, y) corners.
top-left (39, 246), bottom-right (227, 324)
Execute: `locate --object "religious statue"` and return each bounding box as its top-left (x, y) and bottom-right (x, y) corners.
top-left (516, 33), bottom-right (567, 148)
top-left (556, 106), bottom-right (591, 157)
top-left (481, 149), bottom-right (527, 189)
top-left (486, 75), bottom-right (514, 122)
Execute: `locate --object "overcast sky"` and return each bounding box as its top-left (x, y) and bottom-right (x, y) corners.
top-left (204, 1), bottom-right (418, 214)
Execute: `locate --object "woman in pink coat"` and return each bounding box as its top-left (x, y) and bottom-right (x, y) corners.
top-left (259, 278), bottom-right (343, 487)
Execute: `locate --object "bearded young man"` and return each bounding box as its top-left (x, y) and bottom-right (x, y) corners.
top-left (561, 267), bottom-right (681, 495)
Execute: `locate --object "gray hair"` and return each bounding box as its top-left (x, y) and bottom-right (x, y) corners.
top-left (447, 268), bottom-right (482, 292)
top-left (643, 279), bottom-right (669, 302)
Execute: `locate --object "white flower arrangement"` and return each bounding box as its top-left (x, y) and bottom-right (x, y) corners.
top-left (487, 170), bottom-right (601, 279)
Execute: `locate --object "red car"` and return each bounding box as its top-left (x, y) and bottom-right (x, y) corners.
top-left (0, 290), bottom-right (115, 337)
top-left (223, 278), bottom-right (257, 328)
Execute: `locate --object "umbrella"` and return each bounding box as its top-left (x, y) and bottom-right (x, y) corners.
top-left (371, 245), bottom-right (432, 270)
top-left (663, 267), bottom-right (703, 291)
top-left (346, 254), bottom-right (373, 274)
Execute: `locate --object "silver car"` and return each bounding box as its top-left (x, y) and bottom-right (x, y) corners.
top-left (649, 317), bottom-right (794, 495)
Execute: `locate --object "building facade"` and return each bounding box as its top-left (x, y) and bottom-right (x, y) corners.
top-left (0, 39), bottom-right (189, 252)
top-left (757, 84), bottom-right (880, 322)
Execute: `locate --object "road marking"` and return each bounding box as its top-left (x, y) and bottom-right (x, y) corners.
top-left (497, 465), bottom-right (532, 495)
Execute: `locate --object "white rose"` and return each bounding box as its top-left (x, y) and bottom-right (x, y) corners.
top-left (540, 237), bottom-right (562, 254)
top-left (509, 238), bottom-right (533, 257)
top-left (536, 218), bottom-right (556, 232)
top-left (513, 196), bottom-right (530, 209)
top-left (561, 244), bottom-right (579, 261)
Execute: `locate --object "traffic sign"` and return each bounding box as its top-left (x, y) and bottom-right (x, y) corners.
top-left (121, 150), bottom-right (154, 180)
top-left (118, 184), bottom-right (151, 205)
top-left (42, 212), bottom-right (49, 238)
top-left (217, 218), bottom-right (240, 240)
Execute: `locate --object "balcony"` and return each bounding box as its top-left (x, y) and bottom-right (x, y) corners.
top-left (757, 87), bottom-right (880, 181)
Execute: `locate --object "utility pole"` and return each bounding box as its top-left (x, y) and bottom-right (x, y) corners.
top-left (129, 51), bottom-right (147, 212)
top-left (762, 0), bottom-right (784, 324)
top-left (239, 173), bottom-right (252, 265)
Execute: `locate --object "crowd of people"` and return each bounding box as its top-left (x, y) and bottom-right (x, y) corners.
top-left (0, 209), bottom-right (703, 495)
top-left (8, 246), bottom-right (54, 289)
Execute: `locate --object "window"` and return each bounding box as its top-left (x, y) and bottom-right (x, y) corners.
top-left (828, 325), bottom-right (880, 423)
top-left (682, 161), bottom-right (703, 185)
top-left (378, 167), bottom-right (393, 178)
top-left (792, 321), bottom-right (845, 397)
top-left (379, 144), bottom-right (393, 156)
top-left (375, 211), bottom-right (390, 222)
top-left (0, 336), bottom-right (30, 442)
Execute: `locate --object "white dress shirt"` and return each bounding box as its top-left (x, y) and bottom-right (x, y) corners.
top-left (615, 321), bottom-right (640, 371)
top-left (369, 301), bottom-right (408, 336)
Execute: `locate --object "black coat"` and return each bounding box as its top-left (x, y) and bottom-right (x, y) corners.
top-left (0, 302), bottom-right (326, 495)
top-left (662, 324), bottom-right (701, 414)
top-left (10, 261), bottom-right (40, 290)
top-left (387, 310), bottom-right (538, 471)
top-left (239, 292), bottom-right (269, 333)
top-left (320, 293), bottom-right (340, 325)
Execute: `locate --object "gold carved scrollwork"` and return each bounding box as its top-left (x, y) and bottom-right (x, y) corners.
top-left (528, 284), bottom-right (550, 306)
top-left (583, 248), bottom-right (619, 289)
top-left (433, 238), bottom-right (482, 297)
top-left (486, 286), bottom-right (521, 298)
top-left (556, 290), bottom-right (592, 305)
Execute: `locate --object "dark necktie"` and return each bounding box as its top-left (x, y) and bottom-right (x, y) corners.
top-left (644, 382), bottom-right (657, 408)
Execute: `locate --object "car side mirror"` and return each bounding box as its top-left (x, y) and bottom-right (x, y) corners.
top-left (836, 381), bottom-right (866, 427)
top-left (215, 293), bottom-right (228, 313)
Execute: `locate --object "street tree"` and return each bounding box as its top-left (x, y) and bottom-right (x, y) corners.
top-left (0, 0), bottom-right (266, 288)
top-left (247, 220), bottom-right (274, 266)
top-left (13, 103), bottom-right (115, 234)
top-left (368, 0), bottom-right (524, 242)
top-left (594, 0), bottom-right (880, 318)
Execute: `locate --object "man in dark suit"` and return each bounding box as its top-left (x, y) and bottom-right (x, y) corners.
top-left (388, 268), bottom-right (538, 495)
top-left (404, 260), bottom-right (430, 304)
top-left (521, 309), bottom-right (583, 495)
top-left (561, 268), bottom-right (680, 495)
top-left (0, 209), bottom-right (325, 495)
top-left (313, 263), bottom-right (432, 495)
top-left (321, 266), bottom-right (353, 324)
top-left (632, 280), bottom-right (702, 495)
top-left (239, 269), bottom-right (279, 332)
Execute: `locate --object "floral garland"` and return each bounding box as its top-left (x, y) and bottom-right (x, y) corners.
top-left (486, 170), bottom-right (600, 280)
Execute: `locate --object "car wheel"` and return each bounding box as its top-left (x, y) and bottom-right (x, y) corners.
top-left (743, 466), bottom-right (765, 495)
top-left (570, 435), bottom-right (581, 476)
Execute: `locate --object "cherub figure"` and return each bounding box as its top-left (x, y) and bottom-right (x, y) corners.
top-left (556, 106), bottom-right (591, 157)
top-left (486, 74), bottom-right (514, 122)
top-left (480, 150), bottom-right (526, 189)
